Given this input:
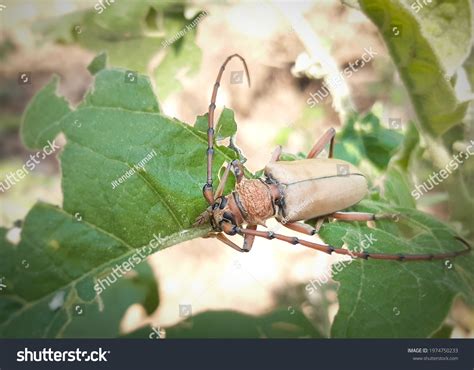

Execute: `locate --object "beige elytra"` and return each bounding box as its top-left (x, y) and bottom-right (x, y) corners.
top-left (265, 158), bottom-right (368, 222)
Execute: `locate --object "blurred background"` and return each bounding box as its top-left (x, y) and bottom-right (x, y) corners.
top-left (0, 0), bottom-right (472, 338)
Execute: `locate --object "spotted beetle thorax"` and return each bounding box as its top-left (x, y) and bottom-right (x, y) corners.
top-left (234, 179), bottom-right (275, 226)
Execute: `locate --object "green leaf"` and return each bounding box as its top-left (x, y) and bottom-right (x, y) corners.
top-left (357, 0), bottom-right (472, 136)
top-left (0, 204), bottom-right (199, 338)
top-left (430, 324), bottom-right (453, 338)
top-left (62, 262), bottom-right (159, 338)
top-left (392, 121), bottom-right (420, 171)
top-left (319, 200), bottom-right (474, 338)
top-left (194, 113), bottom-right (208, 133)
top-left (381, 166), bottom-right (416, 208)
top-left (401, 0), bottom-right (473, 76)
top-left (464, 47), bottom-right (474, 89)
top-left (4, 65), bottom-right (240, 337)
top-left (83, 68), bottom-right (160, 113)
top-left (34, 2), bottom-right (203, 101)
top-left (20, 76), bottom-right (71, 150)
top-left (215, 107), bottom-right (237, 140)
top-left (334, 112), bottom-right (403, 170)
top-left (153, 28), bottom-right (203, 100)
top-left (193, 108), bottom-right (239, 138)
top-left (87, 52), bottom-right (107, 75)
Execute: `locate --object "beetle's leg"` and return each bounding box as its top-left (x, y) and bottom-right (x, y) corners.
top-left (281, 221), bottom-right (317, 236)
top-left (243, 224), bottom-right (257, 251)
top-left (215, 159), bottom-right (244, 198)
top-left (236, 228), bottom-right (472, 261)
top-left (215, 162), bottom-right (233, 198)
top-left (307, 128), bottom-right (336, 159)
top-left (204, 54), bottom-right (250, 205)
top-left (328, 211), bottom-right (400, 222)
top-left (231, 159), bottom-right (244, 184)
top-left (270, 145), bottom-right (282, 162)
top-left (215, 233), bottom-right (248, 252)
top-left (314, 217), bottom-right (326, 233)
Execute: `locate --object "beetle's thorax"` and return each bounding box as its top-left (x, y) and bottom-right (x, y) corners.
top-left (233, 178), bottom-right (279, 226)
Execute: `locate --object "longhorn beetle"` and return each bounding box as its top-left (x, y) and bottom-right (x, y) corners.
top-left (195, 54), bottom-right (471, 261)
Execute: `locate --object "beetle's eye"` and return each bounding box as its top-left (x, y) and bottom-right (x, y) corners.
top-left (219, 196), bottom-right (228, 209)
top-left (212, 199), bottom-right (221, 210)
top-left (223, 211), bottom-right (235, 224)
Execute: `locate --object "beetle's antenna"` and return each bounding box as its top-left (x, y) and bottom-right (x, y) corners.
top-left (235, 227), bottom-right (472, 262)
top-left (203, 54), bottom-right (251, 205)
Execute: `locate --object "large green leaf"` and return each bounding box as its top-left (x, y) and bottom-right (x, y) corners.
top-left (0, 205), bottom-right (197, 338)
top-left (320, 200), bottom-right (473, 338)
top-left (358, 0), bottom-right (472, 136)
top-left (2, 58), bottom-right (236, 337)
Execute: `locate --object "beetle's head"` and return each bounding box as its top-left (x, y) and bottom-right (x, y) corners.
top-left (193, 196), bottom-right (240, 235)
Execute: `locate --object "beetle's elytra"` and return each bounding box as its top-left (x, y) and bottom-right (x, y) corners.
top-left (195, 54), bottom-right (471, 261)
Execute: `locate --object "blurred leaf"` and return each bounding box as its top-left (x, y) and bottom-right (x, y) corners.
top-left (34, 1), bottom-right (204, 101)
top-left (381, 166), bottom-right (416, 208)
top-left (334, 112), bottom-right (403, 170)
top-left (401, 0), bottom-right (473, 76)
top-left (358, 0), bottom-right (472, 136)
top-left (163, 309), bottom-right (324, 338)
top-left (62, 262), bottom-right (159, 338)
top-left (153, 29), bottom-right (203, 100)
top-left (319, 200), bottom-right (474, 338)
top-left (87, 52), bottom-right (107, 75)
top-left (0, 113), bottom-right (21, 135)
top-left (0, 38), bottom-right (16, 61)
top-left (392, 121), bottom-right (420, 171)
top-left (430, 324), bottom-right (453, 338)
top-left (464, 47), bottom-right (474, 89)
top-left (274, 127), bottom-right (292, 147)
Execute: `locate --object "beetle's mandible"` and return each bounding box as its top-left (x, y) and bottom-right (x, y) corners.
top-left (194, 54), bottom-right (471, 262)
